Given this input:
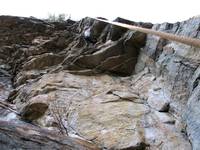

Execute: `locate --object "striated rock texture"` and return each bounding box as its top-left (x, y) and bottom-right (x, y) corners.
top-left (0, 15), bottom-right (200, 149)
top-left (0, 120), bottom-right (100, 150)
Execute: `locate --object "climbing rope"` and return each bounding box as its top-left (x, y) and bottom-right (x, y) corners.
top-left (92, 18), bottom-right (200, 48)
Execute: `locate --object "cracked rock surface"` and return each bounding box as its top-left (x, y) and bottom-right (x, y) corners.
top-left (0, 15), bottom-right (200, 149)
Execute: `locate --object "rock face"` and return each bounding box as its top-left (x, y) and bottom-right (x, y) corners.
top-left (0, 120), bottom-right (100, 150)
top-left (141, 16), bottom-right (200, 150)
top-left (0, 15), bottom-right (200, 149)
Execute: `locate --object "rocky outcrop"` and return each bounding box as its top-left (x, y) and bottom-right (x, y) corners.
top-left (0, 15), bottom-right (200, 149)
top-left (0, 120), bottom-right (99, 150)
top-left (140, 16), bottom-right (200, 150)
top-left (61, 18), bottom-right (150, 76)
